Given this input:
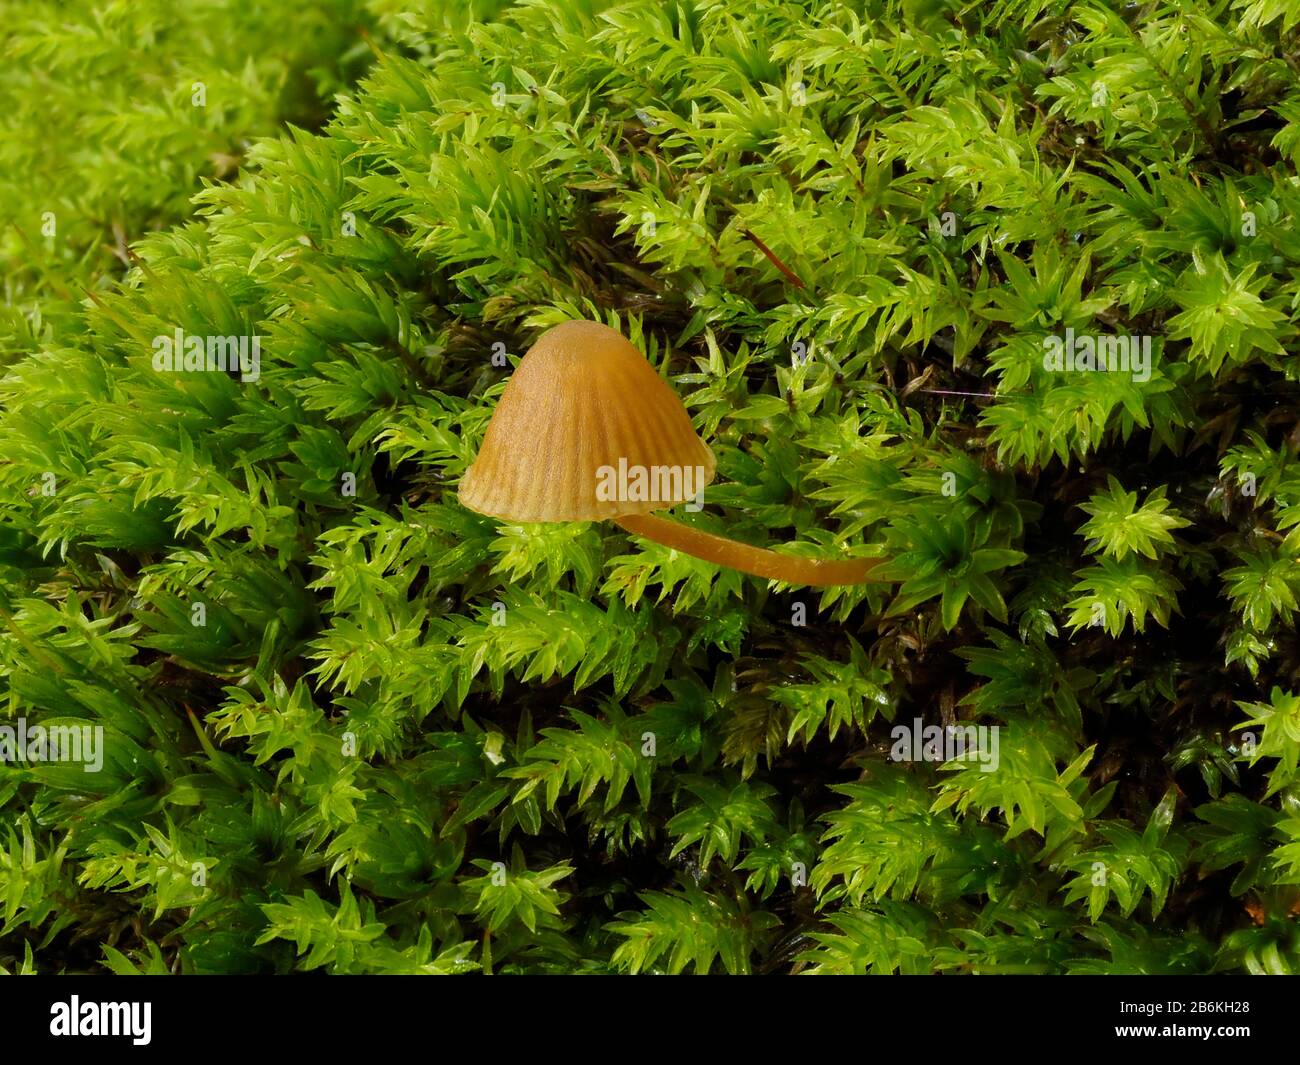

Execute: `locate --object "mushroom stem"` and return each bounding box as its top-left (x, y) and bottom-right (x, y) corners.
top-left (613, 513), bottom-right (881, 587)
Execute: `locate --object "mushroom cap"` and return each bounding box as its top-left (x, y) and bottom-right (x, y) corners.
top-left (459, 320), bottom-right (715, 522)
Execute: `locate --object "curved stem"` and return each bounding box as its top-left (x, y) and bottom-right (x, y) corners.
top-left (614, 513), bottom-right (882, 587)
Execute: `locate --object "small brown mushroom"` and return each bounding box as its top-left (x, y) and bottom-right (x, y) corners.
top-left (459, 320), bottom-right (881, 586)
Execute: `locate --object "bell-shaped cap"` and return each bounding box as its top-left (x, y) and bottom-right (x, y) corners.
top-left (459, 320), bottom-right (715, 522)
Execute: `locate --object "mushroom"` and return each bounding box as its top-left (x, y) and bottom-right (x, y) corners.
top-left (459, 320), bottom-right (880, 586)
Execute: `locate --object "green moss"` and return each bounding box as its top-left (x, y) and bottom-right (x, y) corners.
top-left (4, 0), bottom-right (1300, 975)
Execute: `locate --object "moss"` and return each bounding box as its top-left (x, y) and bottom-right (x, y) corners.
top-left (4, 0), bottom-right (1300, 974)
